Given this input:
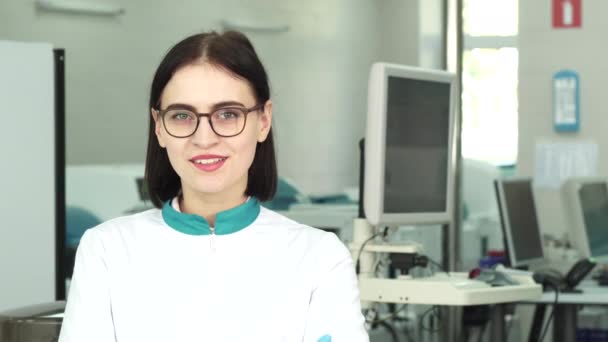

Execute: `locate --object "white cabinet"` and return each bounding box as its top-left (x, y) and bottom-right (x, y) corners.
top-left (0, 41), bottom-right (58, 311)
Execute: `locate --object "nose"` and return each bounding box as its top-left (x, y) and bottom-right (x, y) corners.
top-left (191, 117), bottom-right (220, 148)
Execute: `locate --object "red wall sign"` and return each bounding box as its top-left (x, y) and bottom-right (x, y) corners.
top-left (553, 0), bottom-right (582, 28)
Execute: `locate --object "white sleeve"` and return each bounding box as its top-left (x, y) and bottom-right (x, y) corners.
top-left (59, 229), bottom-right (116, 342)
top-left (303, 233), bottom-right (369, 342)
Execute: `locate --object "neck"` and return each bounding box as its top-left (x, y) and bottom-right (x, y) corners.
top-left (179, 188), bottom-right (248, 227)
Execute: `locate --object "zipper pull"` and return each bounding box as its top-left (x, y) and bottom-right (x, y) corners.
top-left (209, 226), bottom-right (216, 252)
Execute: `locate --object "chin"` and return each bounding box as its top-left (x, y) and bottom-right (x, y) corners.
top-left (193, 183), bottom-right (228, 195)
top-left (182, 169), bottom-right (246, 197)
top-left (182, 168), bottom-right (227, 193)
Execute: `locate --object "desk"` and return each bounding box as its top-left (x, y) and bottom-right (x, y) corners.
top-left (522, 281), bottom-right (608, 342)
top-left (358, 273), bottom-right (542, 342)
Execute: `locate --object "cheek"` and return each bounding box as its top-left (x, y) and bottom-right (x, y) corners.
top-left (164, 141), bottom-right (188, 171)
top-left (232, 134), bottom-right (259, 170)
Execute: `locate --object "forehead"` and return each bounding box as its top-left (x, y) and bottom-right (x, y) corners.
top-left (160, 63), bottom-right (256, 110)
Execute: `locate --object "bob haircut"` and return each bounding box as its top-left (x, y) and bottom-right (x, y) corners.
top-left (145, 31), bottom-right (277, 208)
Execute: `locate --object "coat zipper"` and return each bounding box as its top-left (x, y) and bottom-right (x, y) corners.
top-left (210, 226), bottom-right (216, 252)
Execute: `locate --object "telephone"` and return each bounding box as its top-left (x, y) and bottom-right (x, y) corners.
top-left (532, 258), bottom-right (597, 293)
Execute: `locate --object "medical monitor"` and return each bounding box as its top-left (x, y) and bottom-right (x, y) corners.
top-left (494, 179), bottom-right (545, 267)
top-left (564, 178), bottom-right (608, 263)
top-left (363, 63), bottom-right (456, 226)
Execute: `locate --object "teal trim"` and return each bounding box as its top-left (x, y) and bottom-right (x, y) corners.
top-left (498, 164), bottom-right (516, 177)
top-left (162, 198), bottom-right (260, 236)
top-left (317, 335), bottom-right (331, 342)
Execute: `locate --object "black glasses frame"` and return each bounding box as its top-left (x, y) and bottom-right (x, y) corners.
top-left (158, 104), bottom-right (264, 138)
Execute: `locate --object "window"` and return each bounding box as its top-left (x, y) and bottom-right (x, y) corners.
top-left (462, 0), bottom-right (518, 165)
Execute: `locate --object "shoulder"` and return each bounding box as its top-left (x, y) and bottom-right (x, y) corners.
top-left (77, 208), bottom-right (165, 252)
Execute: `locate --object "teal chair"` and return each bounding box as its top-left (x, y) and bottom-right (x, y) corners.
top-left (65, 206), bottom-right (101, 278)
top-left (65, 206), bottom-right (101, 249)
top-left (264, 178), bottom-right (310, 210)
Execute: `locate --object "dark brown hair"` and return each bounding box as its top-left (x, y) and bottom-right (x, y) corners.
top-left (145, 31), bottom-right (277, 208)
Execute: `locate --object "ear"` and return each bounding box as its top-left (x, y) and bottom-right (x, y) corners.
top-left (151, 108), bottom-right (166, 148)
top-left (257, 100), bottom-right (273, 143)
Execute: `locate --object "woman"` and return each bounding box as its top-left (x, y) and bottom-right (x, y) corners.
top-left (59, 31), bottom-right (368, 342)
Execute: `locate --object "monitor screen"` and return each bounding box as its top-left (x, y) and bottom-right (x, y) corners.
top-left (578, 183), bottom-right (608, 257)
top-left (383, 76), bottom-right (450, 214)
top-left (496, 179), bottom-right (544, 266)
top-left (364, 63), bottom-right (456, 226)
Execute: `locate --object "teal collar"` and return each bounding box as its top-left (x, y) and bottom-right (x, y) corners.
top-left (161, 197), bottom-right (260, 236)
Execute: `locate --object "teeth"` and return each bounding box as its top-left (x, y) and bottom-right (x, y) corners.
top-left (194, 158), bottom-right (225, 165)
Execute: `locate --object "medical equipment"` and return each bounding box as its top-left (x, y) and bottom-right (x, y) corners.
top-left (352, 218), bottom-right (541, 306)
top-left (363, 63), bottom-right (457, 226)
top-left (494, 178), bottom-right (545, 267)
top-left (563, 177), bottom-right (608, 263)
top-left (354, 63), bottom-right (541, 310)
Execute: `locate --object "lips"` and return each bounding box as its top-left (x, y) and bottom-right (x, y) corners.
top-left (193, 157), bottom-right (225, 165)
top-left (190, 155), bottom-right (228, 172)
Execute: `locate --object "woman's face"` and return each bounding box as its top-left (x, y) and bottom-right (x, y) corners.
top-left (153, 63), bottom-right (272, 199)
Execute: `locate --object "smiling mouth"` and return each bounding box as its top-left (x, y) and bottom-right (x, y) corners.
top-left (192, 157), bottom-right (227, 165)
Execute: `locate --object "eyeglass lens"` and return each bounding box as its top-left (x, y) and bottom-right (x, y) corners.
top-left (163, 107), bottom-right (247, 137)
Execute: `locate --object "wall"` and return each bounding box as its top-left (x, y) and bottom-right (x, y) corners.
top-left (419, 0), bottom-right (444, 69)
top-left (0, 0), bottom-right (431, 195)
top-left (518, 1), bottom-right (608, 239)
top-left (377, 0), bottom-right (420, 65)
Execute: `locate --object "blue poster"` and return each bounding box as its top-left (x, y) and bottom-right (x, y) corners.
top-left (553, 70), bottom-right (580, 132)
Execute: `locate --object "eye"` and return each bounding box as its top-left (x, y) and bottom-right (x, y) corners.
top-left (215, 109), bottom-right (242, 120)
top-left (168, 110), bottom-right (195, 121)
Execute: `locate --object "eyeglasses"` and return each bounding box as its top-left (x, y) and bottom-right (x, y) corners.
top-left (157, 104), bottom-right (263, 138)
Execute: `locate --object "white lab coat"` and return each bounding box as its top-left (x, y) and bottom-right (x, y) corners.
top-left (59, 200), bottom-right (369, 342)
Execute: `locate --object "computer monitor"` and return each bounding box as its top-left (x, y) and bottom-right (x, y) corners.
top-left (494, 178), bottom-right (545, 267)
top-left (563, 177), bottom-right (608, 263)
top-left (363, 63), bottom-right (457, 226)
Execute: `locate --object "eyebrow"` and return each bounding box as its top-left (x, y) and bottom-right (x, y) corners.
top-left (163, 101), bottom-right (247, 112)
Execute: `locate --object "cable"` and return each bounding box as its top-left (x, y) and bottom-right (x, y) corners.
top-left (390, 308), bottom-right (416, 342)
top-left (377, 321), bottom-right (400, 342)
top-left (539, 308), bottom-right (555, 341)
top-left (367, 304), bottom-right (409, 324)
top-left (402, 324), bottom-right (415, 342)
top-left (364, 306), bottom-right (379, 327)
top-left (539, 284), bottom-right (559, 342)
top-left (428, 257), bottom-right (450, 276)
top-left (419, 306), bottom-right (442, 333)
top-left (415, 254), bottom-right (450, 277)
top-left (372, 253), bottom-right (390, 277)
top-left (356, 226), bottom-right (389, 274)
